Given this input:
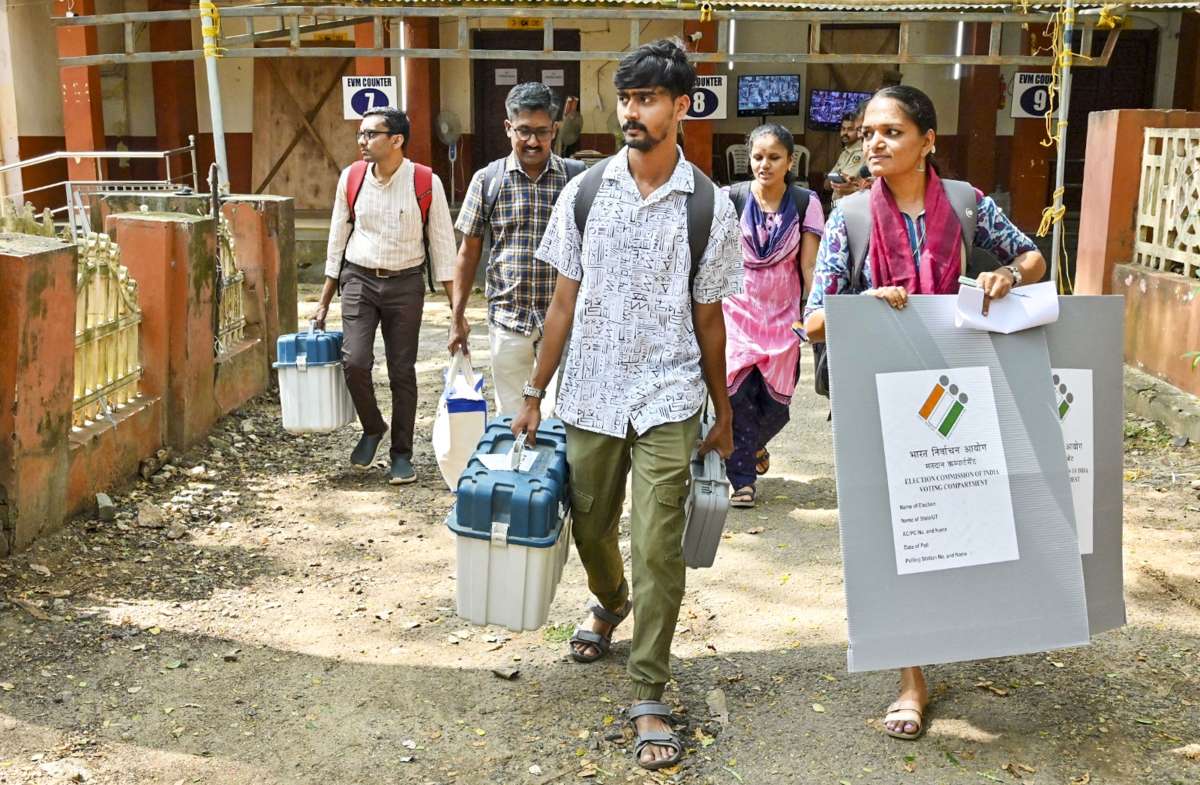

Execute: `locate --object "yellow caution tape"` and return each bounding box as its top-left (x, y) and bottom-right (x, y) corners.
top-left (699, 2), bottom-right (713, 23)
top-left (1037, 186), bottom-right (1066, 238)
top-left (1097, 4), bottom-right (1124, 29)
top-left (199, 0), bottom-right (223, 57)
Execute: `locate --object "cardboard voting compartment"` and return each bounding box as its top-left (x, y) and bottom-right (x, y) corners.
top-left (826, 295), bottom-right (1089, 672)
top-left (1044, 296), bottom-right (1126, 635)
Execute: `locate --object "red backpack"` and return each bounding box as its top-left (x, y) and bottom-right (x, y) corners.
top-left (340, 159), bottom-right (435, 291)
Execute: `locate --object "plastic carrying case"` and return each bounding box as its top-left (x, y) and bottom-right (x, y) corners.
top-left (447, 417), bottom-right (572, 631)
top-left (273, 322), bottom-right (355, 434)
top-left (683, 415), bottom-right (731, 568)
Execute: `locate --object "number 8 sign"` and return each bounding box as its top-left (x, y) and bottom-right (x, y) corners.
top-left (685, 75), bottom-right (728, 121)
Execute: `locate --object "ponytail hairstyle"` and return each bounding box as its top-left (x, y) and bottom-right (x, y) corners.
top-left (746, 123), bottom-right (797, 185)
top-left (872, 84), bottom-right (939, 174)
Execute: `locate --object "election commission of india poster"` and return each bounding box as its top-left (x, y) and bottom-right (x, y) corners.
top-left (875, 367), bottom-right (1019, 575)
top-left (825, 295), bottom-right (1089, 672)
top-left (1045, 296), bottom-right (1127, 635)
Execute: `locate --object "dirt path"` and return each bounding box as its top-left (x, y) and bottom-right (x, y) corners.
top-left (0, 288), bottom-right (1197, 785)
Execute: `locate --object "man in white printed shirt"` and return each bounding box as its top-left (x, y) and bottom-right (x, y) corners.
top-left (512, 40), bottom-right (742, 771)
top-left (314, 108), bottom-right (456, 484)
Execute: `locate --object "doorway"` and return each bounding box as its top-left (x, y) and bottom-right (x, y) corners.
top-left (471, 29), bottom-right (582, 168)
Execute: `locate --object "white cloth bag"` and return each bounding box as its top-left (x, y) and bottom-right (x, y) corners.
top-left (433, 352), bottom-right (488, 491)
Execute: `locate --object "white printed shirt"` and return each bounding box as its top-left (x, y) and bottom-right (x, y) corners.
top-left (535, 146), bottom-right (744, 438)
top-left (324, 159), bottom-right (456, 282)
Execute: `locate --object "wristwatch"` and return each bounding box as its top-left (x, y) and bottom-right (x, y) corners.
top-left (522, 382), bottom-right (546, 400)
top-left (1004, 264), bottom-right (1023, 286)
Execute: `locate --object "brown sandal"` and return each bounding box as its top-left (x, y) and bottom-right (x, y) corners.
top-left (755, 448), bottom-right (770, 476)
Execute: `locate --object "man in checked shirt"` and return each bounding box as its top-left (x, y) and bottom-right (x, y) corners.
top-left (314, 107), bottom-right (456, 485)
top-left (447, 82), bottom-right (584, 415)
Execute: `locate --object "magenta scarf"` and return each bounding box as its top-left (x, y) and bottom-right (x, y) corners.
top-left (867, 168), bottom-right (962, 295)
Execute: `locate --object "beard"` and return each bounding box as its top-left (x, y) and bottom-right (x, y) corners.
top-left (623, 121), bottom-right (663, 152)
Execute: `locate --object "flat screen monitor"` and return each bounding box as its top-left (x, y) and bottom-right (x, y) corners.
top-left (736, 74), bottom-right (801, 118)
top-left (807, 89), bottom-right (873, 131)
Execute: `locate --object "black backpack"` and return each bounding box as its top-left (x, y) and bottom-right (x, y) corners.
top-left (572, 156), bottom-right (715, 291)
top-left (812, 180), bottom-right (985, 398)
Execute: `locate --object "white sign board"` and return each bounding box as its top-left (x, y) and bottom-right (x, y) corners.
top-left (495, 68), bottom-right (518, 86)
top-left (542, 69), bottom-right (565, 87)
top-left (342, 76), bottom-right (398, 120)
top-left (875, 367), bottom-right (1019, 574)
top-left (1011, 72), bottom-right (1054, 119)
top-left (1054, 368), bottom-right (1095, 554)
top-left (685, 75), bottom-right (728, 121)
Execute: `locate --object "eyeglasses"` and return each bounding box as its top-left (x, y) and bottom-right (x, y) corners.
top-left (510, 126), bottom-right (553, 142)
top-left (356, 130), bottom-right (394, 142)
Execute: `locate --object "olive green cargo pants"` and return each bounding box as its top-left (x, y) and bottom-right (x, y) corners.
top-left (566, 411), bottom-right (701, 700)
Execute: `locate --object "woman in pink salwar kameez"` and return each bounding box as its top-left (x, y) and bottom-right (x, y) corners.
top-left (722, 124), bottom-right (823, 508)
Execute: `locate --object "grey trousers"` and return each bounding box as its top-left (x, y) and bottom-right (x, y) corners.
top-left (338, 263), bottom-right (425, 458)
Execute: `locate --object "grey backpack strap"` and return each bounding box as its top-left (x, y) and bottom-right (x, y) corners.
top-left (840, 191), bottom-right (872, 293)
top-left (941, 178), bottom-right (978, 254)
top-left (561, 157), bottom-right (587, 181)
top-left (687, 164), bottom-right (715, 275)
top-left (481, 158), bottom-right (507, 223)
top-left (573, 157), bottom-right (612, 236)
top-left (728, 181), bottom-right (751, 218)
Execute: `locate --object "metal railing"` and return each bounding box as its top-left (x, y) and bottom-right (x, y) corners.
top-left (73, 232), bottom-right (143, 430)
top-left (0, 137), bottom-right (199, 241)
top-left (1134, 128), bottom-right (1200, 280)
top-left (215, 215), bottom-right (246, 356)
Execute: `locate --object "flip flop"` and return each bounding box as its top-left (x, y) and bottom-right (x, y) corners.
top-left (568, 590), bottom-right (631, 664)
top-left (883, 699), bottom-right (927, 740)
top-left (755, 448), bottom-right (770, 476)
top-left (730, 486), bottom-right (756, 508)
top-left (627, 701), bottom-right (685, 771)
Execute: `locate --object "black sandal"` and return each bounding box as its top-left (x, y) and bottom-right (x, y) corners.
top-left (627, 701), bottom-right (685, 771)
top-left (568, 589), bottom-right (632, 663)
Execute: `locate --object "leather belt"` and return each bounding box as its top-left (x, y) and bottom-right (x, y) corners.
top-left (346, 262), bottom-right (417, 279)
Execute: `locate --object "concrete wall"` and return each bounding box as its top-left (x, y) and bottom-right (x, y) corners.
top-left (0, 195), bottom-right (292, 555)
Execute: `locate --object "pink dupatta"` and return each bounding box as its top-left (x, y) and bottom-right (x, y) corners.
top-left (868, 168), bottom-right (963, 295)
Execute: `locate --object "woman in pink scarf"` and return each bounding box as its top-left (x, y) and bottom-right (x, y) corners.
top-left (804, 86), bottom-right (1046, 743)
top-left (722, 124), bottom-right (824, 508)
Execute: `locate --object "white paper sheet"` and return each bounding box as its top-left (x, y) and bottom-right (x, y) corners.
top-left (495, 68), bottom-right (518, 86)
top-left (955, 280), bottom-right (1059, 334)
top-left (477, 449), bottom-right (538, 473)
top-left (1053, 368), bottom-right (1095, 555)
top-left (542, 69), bottom-right (565, 87)
top-left (875, 367), bottom-right (1019, 575)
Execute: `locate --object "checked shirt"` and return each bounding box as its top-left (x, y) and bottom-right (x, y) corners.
top-left (456, 153), bottom-right (575, 335)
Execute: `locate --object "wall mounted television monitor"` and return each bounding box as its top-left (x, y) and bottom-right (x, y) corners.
top-left (736, 74), bottom-right (801, 118)
top-left (807, 89), bottom-right (874, 131)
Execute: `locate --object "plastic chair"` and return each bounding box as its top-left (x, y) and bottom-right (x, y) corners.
top-left (726, 144), bottom-right (750, 182)
top-left (791, 145), bottom-right (810, 182)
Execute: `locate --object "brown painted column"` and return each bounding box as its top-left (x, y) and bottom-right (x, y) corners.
top-left (1009, 24), bottom-right (1053, 231)
top-left (682, 20), bottom-right (717, 177)
top-left (54, 0), bottom-right (105, 180)
top-left (354, 21), bottom-right (388, 77)
top-left (0, 235), bottom-right (76, 555)
top-left (404, 19), bottom-right (440, 171)
top-left (1174, 12), bottom-right (1200, 110)
top-left (957, 23), bottom-right (999, 191)
top-left (1075, 109), bottom-right (1200, 295)
top-left (149, 0), bottom-right (200, 175)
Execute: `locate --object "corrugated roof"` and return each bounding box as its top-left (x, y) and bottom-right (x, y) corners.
top-left (363, 0), bottom-right (1198, 9)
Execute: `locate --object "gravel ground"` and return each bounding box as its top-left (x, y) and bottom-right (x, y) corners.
top-left (0, 287), bottom-right (1196, 785)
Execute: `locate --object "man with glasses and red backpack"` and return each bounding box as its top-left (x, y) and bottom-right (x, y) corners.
top-left (314, 107), bottom-right (456, 485)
